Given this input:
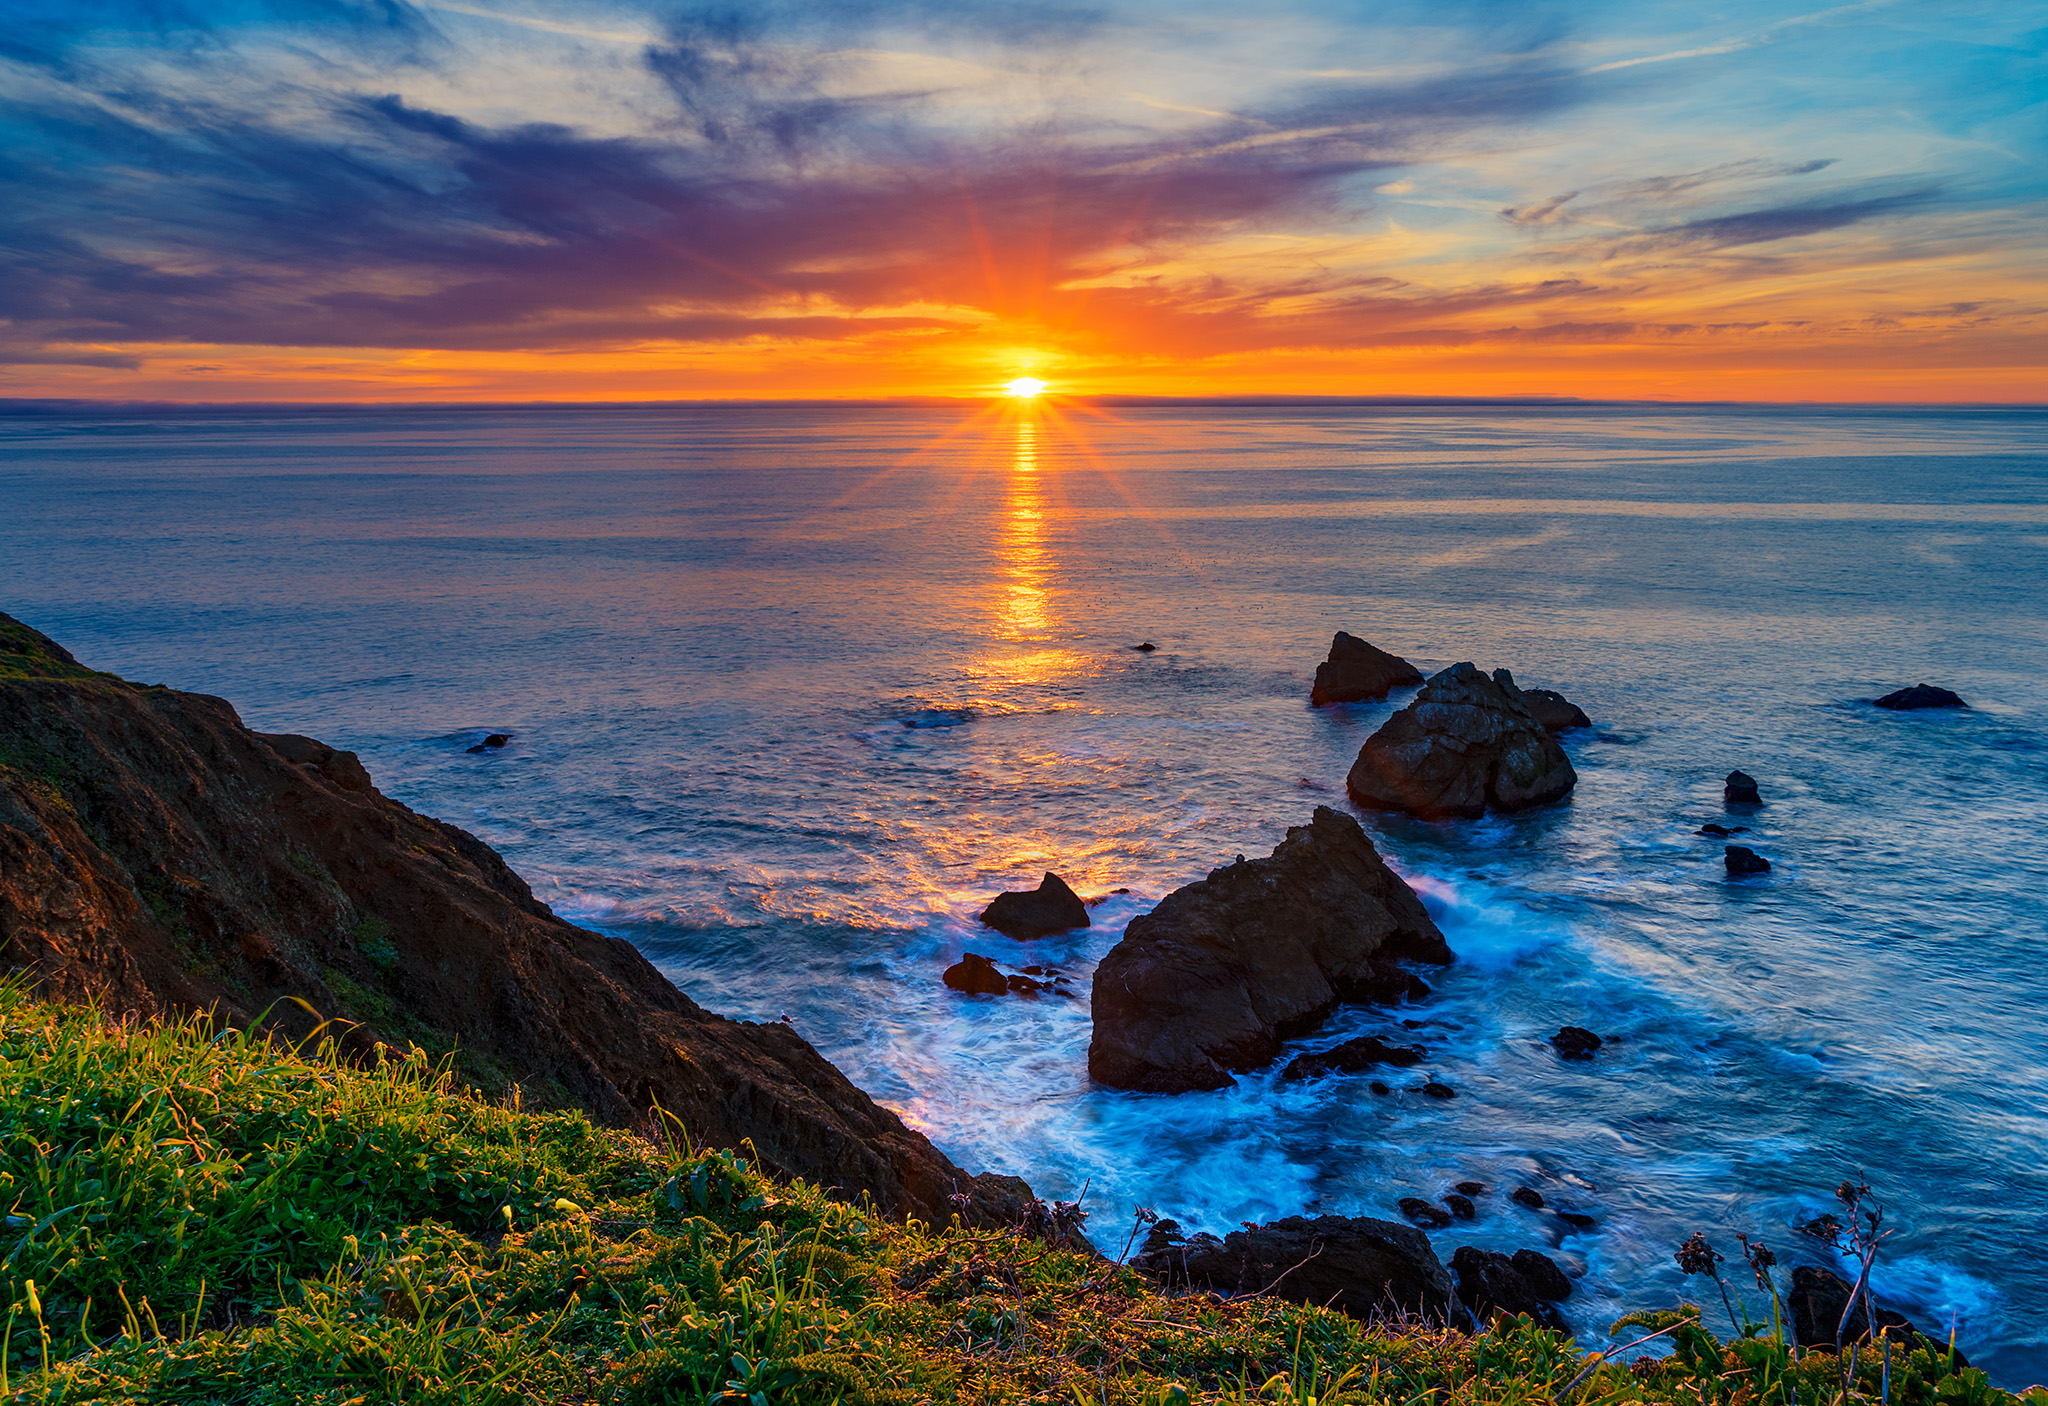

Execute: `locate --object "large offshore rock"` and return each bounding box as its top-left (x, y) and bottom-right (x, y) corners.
top-left (1088, 807), bottom-right (1451, 1092)
top-left (0, 613), bottom-right (1031, 1226)
top-left (1134, 1214), bottom-right (1459, 1324)
top-left (1873, 684), bottom-right (1968, 711)
top-left (1346, 664), bottom-right (1577, 819)
top-left (979, 872), bottom-right (1090, 938)
top-left (1310, 632), bottom-right (1424, 706)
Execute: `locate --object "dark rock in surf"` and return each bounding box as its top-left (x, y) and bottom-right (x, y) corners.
top-left (1088, 807), bottom-right (1450, 1093)
top-left (1400, 1197), bottom-right (1454, 1229)
top-left (1449, 1246), bottom-right (1570, 1332)
top-left (1725, 770), bottom-right (1762, 804)
top-left (1555, 1208), bottom-right (1597, 1230)
top-left (1444, 1194), bottom-right (1476, 1221)
top-left (1512, 1249), bottom-right (1574, 1302)
top-left (1788, 1266), bottom-right (1967, 1364)
top-left (1521, 689), bottom-right (1592, 732)
top-left (1511, 1187), bottom-right (1545, 1209)
top-left (942, 952), bottom-right (1011, 996)
top-left (1455, 1181), bottom-right (1487, 1197)
top-left (1281, 1034), bottom-right (1425, 1081)
top-left (1370, 1080), bottom-right (1390, 1094)
top-left (1421, 1081), bottom-right (1457, 1099)
top-left (1698, 823), bottom-right (1747, 837)
top-left (1874, 684), bottom-right (1968, 711)
top-left (1725, 845), bottom-right (1772, 876)
top-left (1346, 664), bottom-right (1577, 819)
top-left (1132, 642), bottom-right (1159, 652)
top-left (980, 872), bottom-right (1090, 938)
top-left (1133, 1215), bottom-right (1460, 1324)
top-left (1551, 1026), bottom-right (1603, 1059)
top-left (1311, 631), bottom-right (1425, 706)
top-left (466, 733), bottom-right (511, 753)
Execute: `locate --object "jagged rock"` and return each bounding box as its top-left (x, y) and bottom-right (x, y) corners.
top-left (1874, 685), bottom-right (1967, 711)
top-left (1725, 845), bottom-right (1772, 876)
top-left (1444, 1194), bottom-right (1476, 1221)
top-left (1311, 632), bottom-right (1424, 706)
top-left (1132, 1214), bottom-right (1460, 1324)
top-left (0, 613), bottom-right (1029, 1227)
top-left (1788, 1266), bottom-right (1967, 1364)
top-left (1088, 807), bottom-right (1451, 1092)
top-left (1281, 1035), bottom-right (1425, 1081)
top-left (1347, 664), bottom-right (1577, 819)
top-left (466, 733), bottom-right (511, 753)
top-left (1400, 1197), bottom-right (1454, 1229)
top-left (1449, 1246), bottom-right (1570, 1332)
top-left (1551, 1026), bottom-right (1603, 1058)
top-left (980, 872), bottom-right (1090, 938)
top-left (1725, 770), bottom-right (1762, 804)
top-left (942, 953), bottom-right (1010, 995)
top-left (1511, 1187), bottom-right (1545, 1209)
top-left (1521, 689), bottom-right (1592, 732)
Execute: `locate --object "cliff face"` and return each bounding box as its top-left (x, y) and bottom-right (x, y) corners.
top-left (0, 613), bottom-right (1027, 1224)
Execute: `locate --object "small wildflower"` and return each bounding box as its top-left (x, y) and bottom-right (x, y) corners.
top-left (1739, 1234), bottom-right (1777, 1290)
top-left (1675, 1231), bottom-right (1722, 1276)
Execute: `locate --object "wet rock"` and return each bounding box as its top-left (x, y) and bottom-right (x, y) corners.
top-left (1725, 770), bottom-right (1762, 804)
top-left (1444, 1194), bottom-right (1476, 1221)
top-left (1421, 1081), bottom-right (1456, 1099)
top-left (1370, 1080), bottom-right (1391, 1094)
top-left (1697, 823), bottom-right (1747, 837)
top-left (1448, 1246), bottom-right (1569, 1332)
top-left (1133, 642), bottom-right (1159, 653)
top-left (1455, 1181), bottom-right (1487, 1197)
top-left (1788, 1266), bottom-right (1967, 1364)
top-left (1133, 1214), bottom-right (1460, 1324)
top-left (980, 872), bottom-right (1090, 938)
top-left (1346, 664), bottom-right (1577, 819)
top-left (1089, 807), bottom-right (1451, 1092)
top-left (466, 732), bottom-right (512, 753)
top-left (942, 952), bottom-right (1011, 996)
top-left (1550, 1026), bottom-right (1603, 1059)
top-left (1400, 1197), bottom-right (1454, 1229)
top-left (1725, 845), bottom-right (1772, 876)
top-left (1521, 689), bottom-right (1592, 732)
top-left (1554, 1208), bottom-right (1597, 1230)
top-left (1874, 684), bottom-right (1967, 711)
top-left (1511, 1187), bottom-right (1545, 1209)
top-left (1281, 1034), bottom-right (1426, 1081)
top-left (1311, 631), bottom-right (1424, 706)
top-left (1511, 1249), bottom-right (1574, 1302)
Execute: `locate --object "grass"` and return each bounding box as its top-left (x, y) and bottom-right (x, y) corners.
top-left (1, 984), bottom-right (2040, 1406)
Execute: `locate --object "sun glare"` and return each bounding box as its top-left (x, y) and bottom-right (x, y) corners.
top-left (1003, 377), bottom-right (1048, 398)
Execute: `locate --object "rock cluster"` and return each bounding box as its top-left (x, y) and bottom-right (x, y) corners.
top-left (1132, 1214), bottom-right (1459, 1324)
top-left (980, 872), bottom-right (1090, 938)
top-left (1550, 1026), bottom-right (1603, 1058)
top-left (1346, 664), bottom-right (1577, 819)
top-left (1310, 632), bottom-right (1424, 706)
top-left (1281, 1034), bottom-right (1426, 1082)
top-left (1088, 807), bottom-right (1451, 1092)
top-left (0, 613), bottom-right (1030, 1227)
top-left (942, 952), bottom-right (1070, 998)
top-left (1725, 845), bottom-right (1772, 876)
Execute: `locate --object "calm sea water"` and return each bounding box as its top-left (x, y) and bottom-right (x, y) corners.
top-left (3, 401), bottom-right (2045, 1381)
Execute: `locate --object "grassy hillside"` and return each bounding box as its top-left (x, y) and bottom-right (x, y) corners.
top-left (0, 984), bottom-right (2033, 1406)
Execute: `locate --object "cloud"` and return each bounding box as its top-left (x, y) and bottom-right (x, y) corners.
top-left (1500, 191), bottom-right (1578, 226)
top-left (1628, 188), bottom-right (1941, 250)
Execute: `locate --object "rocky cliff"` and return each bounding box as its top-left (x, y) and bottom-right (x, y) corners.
top-left (0, 613), bottom-right (1027, 1224)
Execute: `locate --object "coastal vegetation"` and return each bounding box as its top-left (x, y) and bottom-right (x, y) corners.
top-left (4, 984), bottom-right (2035, 1406)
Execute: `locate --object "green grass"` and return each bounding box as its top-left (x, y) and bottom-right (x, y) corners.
top-left (0, 984), bottom-right (2039, 1406)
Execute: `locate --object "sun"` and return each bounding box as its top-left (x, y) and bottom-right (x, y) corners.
top-left (1003, 377), bottom-right (1049, 398)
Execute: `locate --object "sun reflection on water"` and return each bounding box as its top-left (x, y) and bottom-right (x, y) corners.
top-left (983, 412), bottom-right (1081, 688)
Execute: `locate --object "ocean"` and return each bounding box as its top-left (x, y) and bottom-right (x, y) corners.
top-left (3, 399), bottom-right (2044, 1381)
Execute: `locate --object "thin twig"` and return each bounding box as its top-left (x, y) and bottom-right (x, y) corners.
top-left (1554, 1317), bottom-right (1702, 1400)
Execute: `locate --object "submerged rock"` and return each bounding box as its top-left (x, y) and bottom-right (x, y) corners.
top-left (942, 953), bottom-right (1011, 996)
top-left (1874, 684), bottom-right (1968, 711)
top-left (1455, 1181), bottom-right (1487, 1197)
top-left (1088, 807), bottom-right (1451, 1093)
top-left (1311, 631), bottom-right (1424, 706)
top-left (1511, 1187), bottom-right (1546, 1209)
top-left (1550, 1026), bottom-right (1603, 1059)
top-left (1133, 1214), bottom-right (1459, 1324)
top-left (1132, 642), bottom-right (1159, 653)
top-left (1788, 1266), bottom-right (1967, 1364)
top-left (1421, 1080), bottom-right (1457, 1099)
top-left (1449, 1246), bottom-right (1571, 1332)
top-left (1725, 845), bottom-right (1772, 876)
top-left (1444, 1193), bottom-right (1476, 1221)
top-left (1400, 1197), bottom-right (1454, 1229)
top-left (466, 732), bottom-right (511, 752)
top-left (1521, 689), bottom-right (1592, 732)
top-left (1281, 1034), bottom-right (1426, 1081)
top-left (1697, 823), bottom-right (1747, 837)
top-left (1725, 770), bottom-right (1763, 804)
top-left (1346, 664), bottom-right (1577, 819)
top-left (980, 872), bottom-right (1090, 938)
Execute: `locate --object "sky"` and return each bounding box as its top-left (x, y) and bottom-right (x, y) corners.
top-left (1, 0), bottom-right (2043, 402)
